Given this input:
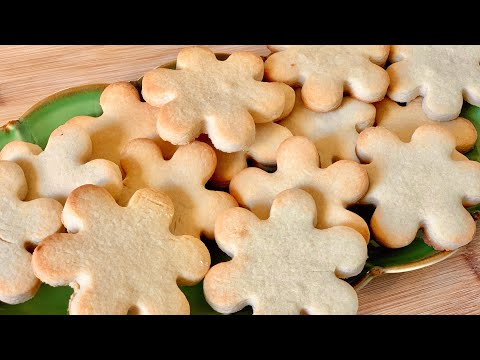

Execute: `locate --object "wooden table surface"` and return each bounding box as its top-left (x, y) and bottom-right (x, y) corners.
top-left (0, 45), bottom-right (478, 315)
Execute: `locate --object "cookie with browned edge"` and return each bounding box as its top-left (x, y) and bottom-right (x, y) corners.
top-left (32, 185), bottom-right (210, 315)
top-left (142, 46), bottom-right (294, 153)
top-left (357, 125), bottom-right (480, 250)
top-left (0, 161), bottom-right (62, 305)
top-left (230, 136), bottom-right (370, 241)
top-left (204, 188), bottom-right (367, 315)
top-left (265, 45), bottom-right (389, 112)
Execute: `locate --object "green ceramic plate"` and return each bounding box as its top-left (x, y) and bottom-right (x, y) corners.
top-left (1, 56), bottom-right (479, 314)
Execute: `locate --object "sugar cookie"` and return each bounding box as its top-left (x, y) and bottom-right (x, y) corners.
top-left (0, 161), bottom-right (62, 304)
top-left (67, 82), bottom-right (177, 165)
top-left (387, 45), bottom-right (480, 121)
top-left (0, 124), bottom-right (122, 204)
top-left (230, 136), bottom-right (370, 241)
top-left (32, 185), bottom-right (210, 315)
top-left (265, 45), bottom-right (389, 112)
top-left (204, 188), bottom-right (367, 315)
top-left (142, 46), bottom-right (295, 152)
top-left (280, 90), bottom-right (376, 167)
top-left (202, 122), bottom-right (292, 186)
top-left (119, 139), bottom-right (237, 239)
top-left (357, 125), bottom-right (480, 250)
top-left (375, 98), bottom-right (477, 153)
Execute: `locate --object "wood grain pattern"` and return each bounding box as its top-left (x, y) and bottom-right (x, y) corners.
top-left (0, 45), bottom-right (270, 123)
top-left (0, 45), bottom-right (478, 314)
top-left (358, 229), bottom-right (480, 314)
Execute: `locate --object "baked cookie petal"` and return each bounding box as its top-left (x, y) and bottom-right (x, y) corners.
top-left (0, 242), bottom-right (40, 305)
top-left (0, 161), bottom-right (62, 304)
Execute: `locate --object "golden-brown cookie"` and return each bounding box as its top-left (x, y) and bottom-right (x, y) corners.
top-left (119, 139), bottom-right (237, 239)
top-left (142, 46), bottom-right (295, 153)
top-left (375, 98), bottom-right (477, 153)
top-left (0, 124), bottom-right (122, 204)
top-left (201, 122), bottom-right (292, 186)
top-left (357, 125), bottom-right (480, 250)
top-left (204, 188), bottom-right (368, 315)
top-left (387, 45), bottom-right (480, 121)
top-left (67, 82), bottom-right (177, 165)
top-left (0, 161), bottom-right (62, 305)
top-left (230, 136), bottom-right (370, 241)
top-left (32, 185), bottom-right (210, 315)
top-left (280, 90), bottom-right (376, 167)
top-left (265, 45), bottom-right (390, 112)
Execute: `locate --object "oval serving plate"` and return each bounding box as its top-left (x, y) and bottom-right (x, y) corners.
top-left (0, 55), bottom-right (479, 314)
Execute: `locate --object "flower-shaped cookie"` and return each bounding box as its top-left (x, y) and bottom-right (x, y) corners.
top-left (142, 46), bottom-right (295, 153)
top-left (0, 161), bottom-right (62, 304)
top-left (230, 136), bottom-right (370, 241)
top-left (265, 45), bottom-right (390, 112)
top-left (0, 124), bottom-right (122, 204)
top-left (204, 188), bottom-right (368, 315)
top-left (201, 122), bottom-right (292, 186)
top-left (375, 98), bottom-right (477, 153)
top-left (119, 139), bottom-right (237, 239)
top-left (357, 125), bottom-right (480, 250)
top-left (32, 185), bottom-right (210, 315)
top-left (387, 45), bottom-right (480, 121)
top-left (280, 89), bottom-right (376, 168)
top-left (67, 82), bottom-right (177, 165)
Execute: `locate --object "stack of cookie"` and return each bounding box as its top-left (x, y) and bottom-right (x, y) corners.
top-left (1, 45), bottom-right (480, 315)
